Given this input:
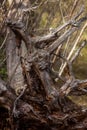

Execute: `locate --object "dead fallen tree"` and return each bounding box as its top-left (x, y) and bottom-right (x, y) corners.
top-left (0, 0), bottom-right (87, 130)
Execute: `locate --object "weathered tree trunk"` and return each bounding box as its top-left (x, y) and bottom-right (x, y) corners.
top-left (6, 0), bottom-right (30, 92)
top-left (0, 0), bottom-right (87, 130)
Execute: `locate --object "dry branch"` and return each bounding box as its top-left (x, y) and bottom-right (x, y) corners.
top-left (0, 1), bottom-right (87, 130)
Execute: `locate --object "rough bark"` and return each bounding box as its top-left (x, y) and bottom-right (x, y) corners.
top-left (0, 1), bottom-right (87, 130)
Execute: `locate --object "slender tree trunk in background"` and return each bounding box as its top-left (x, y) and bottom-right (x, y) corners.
top-left (0, 0), bottom-right (87, 130)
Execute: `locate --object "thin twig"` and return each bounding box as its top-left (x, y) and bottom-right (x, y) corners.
top-left (12, 87), bottom-right (26, 117)
top-left (0, 32), bottom-right (8, 50)
top-left (59, 22), bottom-right (87, 76)
top-left (71, 40), bottom-right (87, 63)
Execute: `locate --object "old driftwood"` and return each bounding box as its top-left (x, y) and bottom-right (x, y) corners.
top-left (0, 1), bottom-right (87, 130)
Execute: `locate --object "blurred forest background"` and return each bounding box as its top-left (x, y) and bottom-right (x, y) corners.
top-left (0, 0), bottom-right (87, 106)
